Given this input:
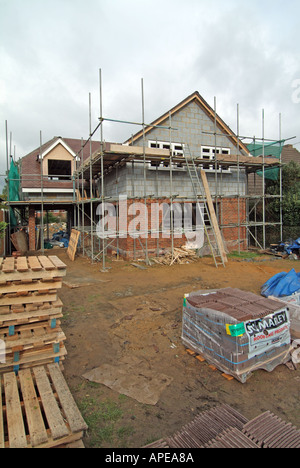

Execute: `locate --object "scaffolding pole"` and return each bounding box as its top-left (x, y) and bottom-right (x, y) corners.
top-left (71, 75), bottom-right (288, 264)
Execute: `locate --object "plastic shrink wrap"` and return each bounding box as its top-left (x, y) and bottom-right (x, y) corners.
top-left (182, 288), bottom-right (292, 383)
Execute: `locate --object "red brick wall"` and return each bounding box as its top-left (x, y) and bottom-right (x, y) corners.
top-left (103, 197), bottom-right (247, 259)
top-left (28, 208), bottom-right (36, 251)
top-left (220, 197), bottom-right (247, 250)
top-left (21, 154), bottom-right (74, 190)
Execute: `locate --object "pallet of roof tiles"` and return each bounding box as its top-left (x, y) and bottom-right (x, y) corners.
top-left (0, 255), bottom-right (67, 285)
top-left (182, 288), bottom-right (292, 383)
top-left (0, 363), bottom-right (87, 448)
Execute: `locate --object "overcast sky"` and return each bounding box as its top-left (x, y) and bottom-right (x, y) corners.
top-left (1, 0), bottom-right (300, 183)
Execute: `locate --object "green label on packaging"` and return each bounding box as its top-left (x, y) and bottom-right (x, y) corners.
top-left (226, 322), bottom-right (245, 337)
top-left (183, 294), bottom-right (189, 307)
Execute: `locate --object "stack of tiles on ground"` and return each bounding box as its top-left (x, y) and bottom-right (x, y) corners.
top-left (143, 404), bottom-right (300, 448)
top-left (0, 256), bottom-right (67, 373)
top-left (182, 287), bottom-right (292, 382)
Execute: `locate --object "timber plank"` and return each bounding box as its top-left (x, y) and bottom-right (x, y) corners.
top-left (33, 366), bottom-right (69, 440)
top-left (2, 258), bottom-right (15, 273)
top-left (200, 170), bottom-right (228, 264)
top-left (27, 256), bottom-right (43, 271)
top-left (3, 372), bottom-right (27, 448)
top-left (37, 256), bottom-right (56, 271)
top-left (47, 256), bottom-right (66, 270)
top-left (48, 363), bottom-right (88, 433)
top-left (16, 257), bottom-right (29, 272)
top-left (19, 368), bottom-right (48, 447)
top-left (0, 375), bottom-right (4, 448)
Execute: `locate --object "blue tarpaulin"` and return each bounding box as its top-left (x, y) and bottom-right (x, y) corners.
top-left (277, 238), bottom-right (300, 255)
top-left (261, 268), bottom-right (300, 298)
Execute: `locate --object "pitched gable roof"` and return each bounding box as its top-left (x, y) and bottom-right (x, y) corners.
top-left (124, 91), bottom-right (249, 155)
top-left (22, 136), bottom-right (101, 163)
top-left (281, 144), bottom-right (300, 164)
top-left (20, 136), bottom-right (103, 189)
top-left (40, 137), bottom-right (76, 158)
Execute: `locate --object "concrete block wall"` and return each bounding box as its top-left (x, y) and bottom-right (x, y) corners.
top-left (102, 100), bottom-right (247, 200)
top-left (103, 163), bottom-right (246, 200)
top-left (99, 98), bottom-right (248, 255)
top-left (134, 100), bottom-right (242, 158)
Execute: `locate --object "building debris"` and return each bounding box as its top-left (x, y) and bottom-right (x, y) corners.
top-left (151, 246), bottom-right (198, 266)
top-left (264, 238), bottom-right (300, 259)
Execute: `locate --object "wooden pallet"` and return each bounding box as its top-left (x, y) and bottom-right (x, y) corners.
top-left (66, 230), bottom-right (80, 261)
top-left (1, 323), bottom-right (65, 353)
top-left (0, 279), bottom-right (62, 296)
top-left (0, 292), bottom-right (58, 307)
top-left (0, 343), bottom-right (67, 373)
top-left (0, 256), bottom-right (67, 284)
top-left (0, 299), bottom-right (63, 327)
top-left (185, 348), bottom-right (234, 381)
top-left (0, 363), bottom-right (87, 448)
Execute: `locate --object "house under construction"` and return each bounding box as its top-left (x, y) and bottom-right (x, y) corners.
top-left (4, 88), bottom-right (289, 268)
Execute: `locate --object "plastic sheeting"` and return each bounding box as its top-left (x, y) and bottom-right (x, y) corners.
top-left (261, 269), bottom-right (300, 298)
top-left (8, 159), bottom-right (20, 227)
top-left (280, 238), bottom-right (300, 255)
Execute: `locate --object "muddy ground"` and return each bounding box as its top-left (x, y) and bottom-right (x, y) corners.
top-left (54, 249), bottom-right (300, 448)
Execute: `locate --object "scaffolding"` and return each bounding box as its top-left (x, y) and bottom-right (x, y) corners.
top-left (3, 70), bottom-right (293, 268)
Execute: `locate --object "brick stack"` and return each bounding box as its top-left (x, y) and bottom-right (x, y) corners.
top-left (182, 288), bottom-right (292, 382)
top-left (0, 255), bottom-right (67, 373)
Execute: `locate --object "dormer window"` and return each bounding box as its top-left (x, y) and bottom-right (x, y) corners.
top-left (47, 159), bottom-right (72, 180)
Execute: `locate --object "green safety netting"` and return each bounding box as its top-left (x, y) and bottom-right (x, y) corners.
top-left (8, 159), bottom-right (20, 227)
top-left (247, 141), bottom-right (283, 181)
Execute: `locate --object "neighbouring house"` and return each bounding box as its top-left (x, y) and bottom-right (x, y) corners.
top-left (282, 144), bottom-right (300, 164)
top-left (20, 136), bottom-right (101, 201)
top-left (10, 137), bottom-right (100, 250)
top-left (9, 91), bottom-right (280, 258)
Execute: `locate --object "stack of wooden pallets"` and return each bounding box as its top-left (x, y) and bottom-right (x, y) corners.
top-left (0, 255), bottom-right (67, 373)
top-left (0, 255), bottom-right (88, 448)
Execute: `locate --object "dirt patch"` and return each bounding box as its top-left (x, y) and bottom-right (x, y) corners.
top-left (53, 249), bottom-right (300, 448)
